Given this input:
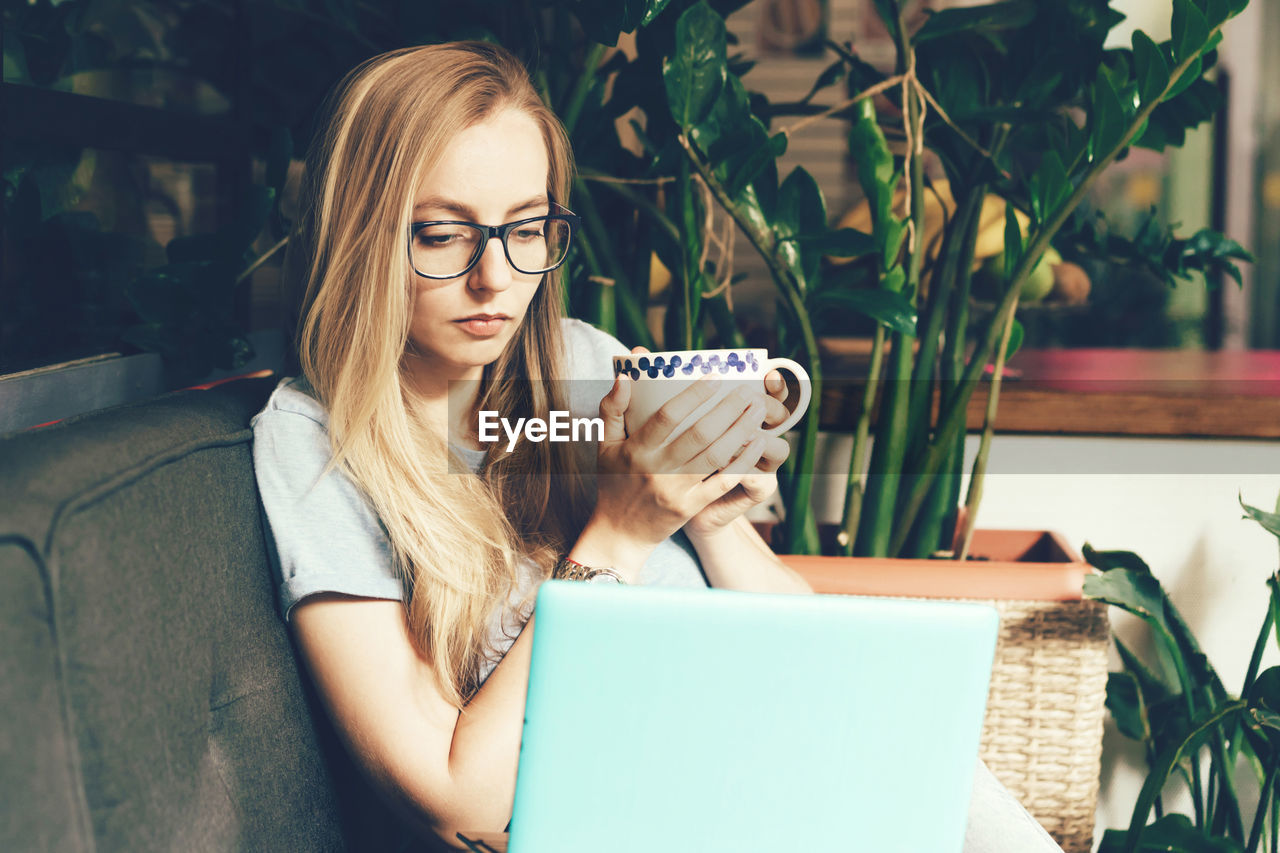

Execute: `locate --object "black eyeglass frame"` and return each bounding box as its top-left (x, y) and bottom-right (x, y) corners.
top-left (406, 201), bottom-right (580, 280)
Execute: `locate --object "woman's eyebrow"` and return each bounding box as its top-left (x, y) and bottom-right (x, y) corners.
top-left (412, 195), bottom-right (549, 220)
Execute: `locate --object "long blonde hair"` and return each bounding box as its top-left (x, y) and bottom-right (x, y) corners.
top-left (288, 42), bottom-right (591, 707)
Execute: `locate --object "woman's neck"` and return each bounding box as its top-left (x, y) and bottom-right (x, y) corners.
top-left (402, 357), bottom-right (485, 450)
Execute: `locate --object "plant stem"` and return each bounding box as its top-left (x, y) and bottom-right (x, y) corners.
top-left (954, 288), bottom-right (1019, 561)
top-left (572, 177), bottom-right (652, 348)
top-left (840, 324), bottom-right (886, 555)
top-left (236, 233), bottom-right (291, 284)
top-left (891, 35), bottom-right (1223, 544)
top-left (580, 171), bottom-right (682, 245)
top-left (562, 43), bottom-right (606, 136)
top-left (855, 0), bottom-right (922, 558)
top-left (675, 133), bottom-right (824, 553)
top-left (1248, 758), bottom-right (1280, 853)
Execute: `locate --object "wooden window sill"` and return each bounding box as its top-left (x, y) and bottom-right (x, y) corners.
top-left (816, 344), bottom-right (1280, 439)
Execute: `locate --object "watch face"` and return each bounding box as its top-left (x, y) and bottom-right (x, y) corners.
top-left (586, 570), bottom-right (622, 584)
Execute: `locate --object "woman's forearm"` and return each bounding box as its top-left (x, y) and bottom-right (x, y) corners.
top-left (685, 516), bottom-right (813, 594)
top-left (435, 522), bottom-right (659, 840)
top-left (437, 613), bottom-right (537, 839)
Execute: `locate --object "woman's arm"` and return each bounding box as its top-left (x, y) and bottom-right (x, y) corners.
top-left (287, 375), bottom-right (762, 845)
top-left (685, 515), bottom-right (813, 594)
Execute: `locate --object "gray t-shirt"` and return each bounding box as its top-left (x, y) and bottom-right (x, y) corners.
top-left (251, 317), bottom-right (708, 683)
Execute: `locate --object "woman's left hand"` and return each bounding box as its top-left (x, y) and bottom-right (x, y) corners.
top-left (616, 346), bottom-right (792, 539)
top-left (683, 365), bottom-right (792, 540)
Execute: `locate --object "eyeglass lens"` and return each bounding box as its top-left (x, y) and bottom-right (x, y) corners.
top-left (411, 218), bottom-right (571, 278)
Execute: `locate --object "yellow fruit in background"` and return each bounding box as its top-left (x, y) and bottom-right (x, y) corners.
top-left (979, 246), bottom-right (1061, 303)
top-left (831, 179), bottom-right (956, 266)
top-left (972, 198), bottom-right (1030, 262)
top-left (832, 182), bottom-right (1031, 273)
top-left (649, 252), bottom-right (672, 299)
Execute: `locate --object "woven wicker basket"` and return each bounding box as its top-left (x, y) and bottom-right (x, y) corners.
top-left (978, 598), bottom-right (1110, 853)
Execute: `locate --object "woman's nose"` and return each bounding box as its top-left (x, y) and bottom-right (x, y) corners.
top-left (467, 235), bottom-right (514, 292)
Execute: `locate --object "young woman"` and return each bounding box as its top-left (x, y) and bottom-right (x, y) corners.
top-left (253, 41), bottom-right (1061, 852)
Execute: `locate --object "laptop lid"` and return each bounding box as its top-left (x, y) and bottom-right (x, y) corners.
top-left (509, 582), bottom-right (998, 853)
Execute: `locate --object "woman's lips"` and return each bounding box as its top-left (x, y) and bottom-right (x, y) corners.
top-left (455, 315), bottom-right (509, 336)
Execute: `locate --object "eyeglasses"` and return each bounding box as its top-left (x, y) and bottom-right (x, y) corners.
top-left (407, 201), bottom-right (579, 280)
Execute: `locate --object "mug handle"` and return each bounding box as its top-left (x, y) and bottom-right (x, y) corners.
top-left (761, 357), bottom-right (812, 436)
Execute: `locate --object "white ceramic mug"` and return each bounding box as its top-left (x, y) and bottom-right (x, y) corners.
top-left (612, 348), bottom-right (812, 439)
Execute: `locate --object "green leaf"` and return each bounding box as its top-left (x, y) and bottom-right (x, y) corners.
top-left (880, 266), bottom-right (906, 295)
top-left (869, 0), bottom-right (899, 44)
top-left (777, 166), bottom-right (827, 287)
top-left (1138, 74), bottom-right (1218, 150)
top-left (1242, 497), bottom-right (1280, 541)
top-left (913, 0), bottom-right (1036, 43)
top-left (792, 227), bottom-right (876, 258)
top-left (1090, 67), bottom-right (1128, 158)
top-left (800, 58), bottom-right (846, 105)
top-left (847, 96), bottom-right (904, 272)
top-left (1114, 702), bottom-right (1249, 853)
top-left (1166, 55), bottom-right (1204, 101)
top-left (1132, 30), bottom-right (1170, 108)
top-left (726, 131), bottom-right (786, 199)
top-left (1085, 569), bottom-right (1170, 633)
top-left (1030, 150), bottom-right (1071, 226)
top-left (1002, 318), bottom-right (1024, 360)
top-left (1203, 0), bottom-right (1232, 29)
top-left (689, 73), bottom-right (752, 162)
top-left (641, 0), bottom-right (674, 27)
top-left (1100, 814), bottom-right (1246, 852)
top-left (1108, 670), bottom-right (1152, 742)
top-left (1002, 201), bottom-right (1023, 281)
top-left (1171, 0), bottom-right (1210, 65)
top-left (1249, 667), bottom-right (1280, 712)
top-left (811, 288), bottom-right (917, 337)
top-left (663, 2), bottom-right (727, 129)
top-left (1084, 543), bottom-right (1154, 575)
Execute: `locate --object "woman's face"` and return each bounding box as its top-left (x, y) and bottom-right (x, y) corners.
top-left (405, 107), bottom-right (550, 383)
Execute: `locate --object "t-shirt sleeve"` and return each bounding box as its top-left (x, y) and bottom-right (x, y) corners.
top-left (252, 407), bottom-right (405, 622)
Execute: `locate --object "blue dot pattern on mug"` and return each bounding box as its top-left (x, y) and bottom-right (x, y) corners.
top-left (615, 352), bottom-right (760, 380)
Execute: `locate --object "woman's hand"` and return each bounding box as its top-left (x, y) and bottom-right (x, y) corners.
top-left (581, 367), bottom-right (769, 573)
top-left (684, 369), bottom-right (792, 540)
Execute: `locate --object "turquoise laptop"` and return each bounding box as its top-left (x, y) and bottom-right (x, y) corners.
top-left (508, 581), bottom-right (999, 853)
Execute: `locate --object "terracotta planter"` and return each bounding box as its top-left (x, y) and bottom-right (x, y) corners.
top-left (774, 528), bottom-right (1091, 601)
top-left (757, 524), bottom-right (1106, 853)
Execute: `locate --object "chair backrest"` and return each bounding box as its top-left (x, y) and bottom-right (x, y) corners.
top-left (0, 378), bottom-right (349, 851)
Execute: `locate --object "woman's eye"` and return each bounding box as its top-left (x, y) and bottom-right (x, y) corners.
top-left (415, 227), bottom-right (467, 248)
top-left (513, 227), bottom-right (545, 241)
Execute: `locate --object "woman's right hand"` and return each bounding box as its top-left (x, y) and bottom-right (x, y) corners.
top-left (580, 371), bottom-right (769, 570)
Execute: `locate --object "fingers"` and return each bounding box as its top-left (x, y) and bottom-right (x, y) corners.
top-left (697, 435), bottom-right (768, 499)
top-left (598, 373), bottom-right (631, 442)
top-left (765, 369), bottom-right (787, 399)
top-left (632, 374), bottom-right (725, 447)
top-left (672, 388), bottom-right (764, 472)
top-left (761, 395), bottom-right (790, 429)
top-left (754, 435), bottom-right (790, 473)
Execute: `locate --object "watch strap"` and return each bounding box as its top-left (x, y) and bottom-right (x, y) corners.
top-left (553, 556), bottom-right (626, 584)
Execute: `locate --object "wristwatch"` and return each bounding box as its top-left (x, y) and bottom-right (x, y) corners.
top-left (553, 556), bottom-right (626, 584)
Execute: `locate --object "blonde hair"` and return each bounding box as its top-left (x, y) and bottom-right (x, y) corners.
top-left (288, 42), bottom-right (590, 706)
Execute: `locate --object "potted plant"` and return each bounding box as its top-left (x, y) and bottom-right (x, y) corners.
top-left (1087, 494), bottom-right (1280, 853)
top-left (547, 4), bottom-right (1252, 848)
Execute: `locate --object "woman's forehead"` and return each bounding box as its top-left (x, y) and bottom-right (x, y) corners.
top-left (412, 108), bottom-right (549, 220)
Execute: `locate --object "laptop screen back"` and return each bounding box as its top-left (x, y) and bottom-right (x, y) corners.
top-left (510, 582), bottom-right (998, 853)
